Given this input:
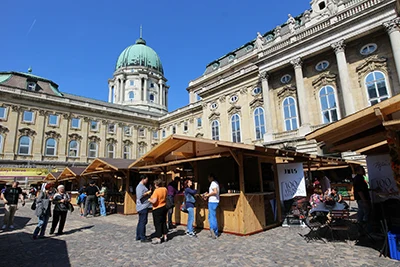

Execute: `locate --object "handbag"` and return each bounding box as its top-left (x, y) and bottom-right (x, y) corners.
top-left (180, 201), bottom-right (188, 213)
top-left (31, 199), bottom-right (36, 210)
top-left (166, 196), bottom-right (174, 210)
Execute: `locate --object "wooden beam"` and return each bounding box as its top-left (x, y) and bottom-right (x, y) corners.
top-left (229, 149), bottom-right (241, 166)
top-left (257, 157), bottom-right (264, 193)
top-left (355, 140), bottom-right (388, 154)
top-left (383, 119), bottom-right (400, 127)
top-left (135, 154), bottom-right (226, 169)
top-left (331, 132), bottom-right (385, 152)
top-left (171, 151), bottom-right (195, 157)
top-left (238, 152), bottom-right (245, 193)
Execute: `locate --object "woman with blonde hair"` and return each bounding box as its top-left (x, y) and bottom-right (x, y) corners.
top-left (149, 179), bottom-right (168, 244)
top-left (184, 179), bottom-right (197, 237)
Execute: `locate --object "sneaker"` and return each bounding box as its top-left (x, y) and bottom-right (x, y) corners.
top-left (140, 239), bottom-right (151, 243)
top-left (188, 232), bottom-right (197, 238)
top-left (9, 225), bottom-right (14, 229)
top-left (209, 229), bottom-right (217, 239)
top-left (151, 238), bottom-right (162, 245)
top-left (1, 225), bottom-right (6, 230)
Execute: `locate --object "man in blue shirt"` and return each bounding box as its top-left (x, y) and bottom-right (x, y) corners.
top-left (136, 175), bottom-right (152, 242)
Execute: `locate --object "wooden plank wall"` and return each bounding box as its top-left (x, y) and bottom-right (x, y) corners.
top-left (124, 192), bottom-right (137, 214)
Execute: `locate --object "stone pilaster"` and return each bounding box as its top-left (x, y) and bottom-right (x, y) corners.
top-left (384, 18), bottom-right (400, 84)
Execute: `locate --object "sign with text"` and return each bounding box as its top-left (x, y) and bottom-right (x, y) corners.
top-left (366, 154), bottom-right (400, 203)
top-left (277, 163), bottom-right (306, 201)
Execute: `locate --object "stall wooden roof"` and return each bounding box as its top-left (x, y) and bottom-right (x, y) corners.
top-left (57, 167), bottom-right (86, 182)
top-left (44, 171), bottom-right (61, 182)
top-left (82, 158), bottom-right (136, 176)
top-left (306, 94), bottom-right (400, 154)
top-left (130, 135), bottom-right (351, 170)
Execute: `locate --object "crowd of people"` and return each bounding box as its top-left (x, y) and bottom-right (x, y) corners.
top-left (136, 173), bottom-right (220, 244)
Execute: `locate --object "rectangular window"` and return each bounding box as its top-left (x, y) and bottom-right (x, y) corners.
top-left (197, 118), bottom-right (202, 128)
top-left (71, 118), bottom-right (80, 129)
top-left (172, 126), bottom-right (176, 134)
top-left (183, 122), bottom-right (188, 133)
top-left (48, 114), bottom-right (59, 126)
top-left (108, 124), bottom-right (116, 134)
top-left (0, 107), bottom-right (6, 119)
top-left (153, 131), bottom-right (158, 140)
top-left (23, 111), bottom-right (34, 123)
top-left (195, 92), bottom-right (201, 102)
top-left (130, 80), bottom-right (134, 86)
top-left (162, 129), bottom-right (166, 138)
top-left (124, 126), bottom-right (131, 136)
top-left (139, 128), bottom-right (145, 137)
top-left (90, 121), bottom-right (99, 132)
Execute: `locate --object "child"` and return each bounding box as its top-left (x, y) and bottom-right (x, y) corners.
top-left (77, 191), bottom-right (87, 217)
top-left (309, 188), bottom-right (323, 208)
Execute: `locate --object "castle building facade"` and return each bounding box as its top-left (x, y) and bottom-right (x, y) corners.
top-left (0, 0), bottom-right (399, 177)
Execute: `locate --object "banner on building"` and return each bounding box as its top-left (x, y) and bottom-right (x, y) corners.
top-left (277, 163), bottom-right (306, 202)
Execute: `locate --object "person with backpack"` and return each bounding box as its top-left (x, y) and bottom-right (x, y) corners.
top-left (33, 183), bottom-right (53, 239)
top-left (166, 177), bottom-right (179, 229)
top-left (84, 181), bottom-right (99, 217)
top-left (184, 179), bottom-right (197, 237)
top-left (77, 189), bottom-right (87, 217)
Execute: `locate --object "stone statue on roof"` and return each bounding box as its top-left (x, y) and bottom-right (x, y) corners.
top-left (256, 32), bottom-right (265, 49)
top-left (287, 14), bottom-right (296, 33)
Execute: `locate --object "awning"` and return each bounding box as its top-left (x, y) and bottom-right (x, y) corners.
top-left (82, 158), bottom-right (136, 176)
top-left (57, 167), bottom-right (86, 182)
top-left (44, 171), bottom-right (62, 182)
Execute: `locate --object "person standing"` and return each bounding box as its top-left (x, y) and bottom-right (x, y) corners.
top-left (50, 185), bottom-right (70, 235)
top-left (353, 166), bottom-right (371, 224)
top-left (167, 177), bottom-right (179, 229)
top-left (184, 179), bottom-right (197, 237)
top-left (149, 179), bottom-right (168, 244)
top-left (1, 181), bottom-right (25, 230)
top-left (317, 172), bottom-right (331, 195)
top-left (97, 182), bottom-right (108, 216)
top-left (33, 183), bottom-right (53, 239)
top-left (84, 181), bottom-right (99, 217)
top-left (203, 173), bottom-right (220, 239)
top-left (136, 175), bottom-right (152, 243)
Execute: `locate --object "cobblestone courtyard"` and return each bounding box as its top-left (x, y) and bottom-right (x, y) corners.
top-left (0, 201), bottom-right (398, 267)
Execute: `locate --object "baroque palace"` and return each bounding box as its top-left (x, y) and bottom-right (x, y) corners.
top-left (0, 0), bottom-right (399, 176)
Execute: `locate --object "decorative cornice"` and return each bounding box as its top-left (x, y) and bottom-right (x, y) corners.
top-left (123, 140), bottom-right (133, 146)
top-left (138, 141), bottom-right (147, 146)
top-left (11, 105), bottom-right (21, 112)
top-left (45, 131), bottom-right (61, 139)
top-left (312, 72), bottom-right (337, 88)
top-left (274, 26), bottom-right (281, 37)
top-left (227, 105), bottom-right (241, 116)
top-left (62, 113), bottom-right (71, 120)
top-left (195, 133), bottom-right (204, 138)
top-left (88, 135), bottom-right (101, 143)
top-left (249, 98), bottom-right (264, 110)
top-left (18, 128), bottom-right (36, 137)
top-left (68, 133), bottom-right (82, 141)
top-left (259, 71), bottom-right (269, 81)
top-left (290, 58), bottom-right (302, 69)
top-left (218, 95), bottom-right (226, 103)
top-left (239, 87), bottom-right (248, 95)
top-left (383, 17), bottom-right (400, 34)
top-left (277, 85), bottom-right (297, 100)
top-left (0, 125), bottom-right (9, 134)
top-left (331, 39), bottom-right (345, 54)
top-left (356, 55), bottom-right (388, 85)
top-left (106, 138), bottom-right (117, 144)
top-left (208, 112), bottom-right (220, 121)
top-left (39, 110), bottom-right (50, 116)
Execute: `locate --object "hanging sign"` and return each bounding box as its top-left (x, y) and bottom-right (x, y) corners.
top-left (277, 163), bottom-right (306, 201)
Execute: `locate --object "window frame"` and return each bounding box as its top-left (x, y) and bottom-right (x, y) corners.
top-left (280, 74), bottom-right (292, 84)
top-left (68, 140), bottom-right (79, 158)
top-left (360, 43), bottom-right (377, 56)
top-left (149, 93), bottom-right (155, 103)
top-left (18, 136), bottom-right (32, 155)
top-left (197, 117), bottom-right (202, 128)
top-left (88, 142), bottom-right (98, 158)
top-left (0, 107), bottom-right (7, 120)
top-left (128, 91), bottom-right (134, 100)
top-left (153, 130), bottom-right (158, 140)
top-left (129, 80), bottom-right (135, 86)
top-left (45, 138), bottom-right (57, 156)
top-left (71, 118), bottom-right (81, 129)
top-left (210, 102), bottom-right (218, 110)
top-left (254, 107), bottom-right (266, 140)
top-left (123, 145), bottom-right (131, 159)
top-left (108, 124), bottom-right (116, 134)
top-left (315, 60), bottom-right (330, 72)
top-left (231, 114), bottom-right (242, 143)
top-left (107, 143), bottom-right (115, 158)
top-left (211, 120), bottom-right (220, 141)
top-left (252, 87), bottom-right (262, 95)
top-left (0, 135), bottom-right (3, 153)
top-left (124, 126), bottom-right (132, 136)
top-left (90, 121), bottom-right (99, 132)
top-left (319, 85), bottom-right (340, 124)
top-left (22, 110), bottom-right (34, 123)
top-left (172, 126), bottom-right (176, 134)
top-left (48, 114), bottom-right (59, 126)
top-left (162, 129), bottom-right (166, 138)
top-left (282, 96), bottom-right (299, 131)
top-left (183, 122), bottom-right (188, 133)
top-left (27, 82), bottom-right (36, 91)
top-left (365, 71), bottom-right (390, 106)
top-left (139, 128), bottom-right (146, 137)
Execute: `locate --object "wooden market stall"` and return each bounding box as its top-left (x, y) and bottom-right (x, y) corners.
top-left (130, 134), bottom-right (348, 235)
top-left (82, 158), bottom-right (137, 214)
top-left (43, 171), bottom-right (61, 183)
top-left (57, 167), bottom-right (86, 205)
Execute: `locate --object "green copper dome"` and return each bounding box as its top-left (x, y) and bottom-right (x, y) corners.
top-left (115, 38), bottom-right (163, 74)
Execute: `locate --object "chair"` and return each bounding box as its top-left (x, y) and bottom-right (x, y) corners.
top-left (328, 210), bottom-right (351, 243)
top-left (299, 213), bottom-right (327, 243)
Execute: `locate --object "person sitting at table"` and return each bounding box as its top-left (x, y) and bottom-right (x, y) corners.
top-left (327, 187), bottom-right (349, 209)
top-left (309, 188), bottom-right (323, 208)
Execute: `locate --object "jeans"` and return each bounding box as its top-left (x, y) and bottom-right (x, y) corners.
top-left (167, 195), bottom-right (174, 227)
top-left (152, 206), bottom-right (168, 238)
top-left (208, 202), bottom-right (219, 235)
top-left (187, 207), bottom-right (194, 233)
top-left (33, 214), bottom-right (50, 237)
top-left (51, 210), bottom-right (67, 234)
top-left (136, 209), bottom-right (148, 241)
top-left (3, 204), bottom-right (17, 227)
top-left (84, 195), bottom-right (97, 216)
top-left (99, 197), bottom-right (106, 216)
top-left (357, 200), bottom-right (370, 223)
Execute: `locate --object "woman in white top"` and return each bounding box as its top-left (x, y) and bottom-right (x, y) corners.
top-left (203, 173), bottom-right (220, 239)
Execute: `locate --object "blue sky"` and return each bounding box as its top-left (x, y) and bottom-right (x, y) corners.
top-left (1, 0), bottom-right (310, 111)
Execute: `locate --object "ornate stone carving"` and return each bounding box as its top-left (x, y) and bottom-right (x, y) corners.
top-left (277, 85), bottom-right (297, 100)
top-left (62, 113), bottom-right (71, 120)
top-left (331, 39), bottom-right (345, 54)
top-left (11, 105), bottom-right (21, 112)
top-left (18, 128), bottom-right (36, 137)
top-left (274, 26), bottom-right (281, 37)
top-left (287, 14), bottom-right (296, 34)
top-left (290, 58), bottom-right (302, 69)
top-left (227, 105), bottom-right (241, 116)
top-left (202, 102), bottom-right (208, 108)
top-left (249, 98), bottom-right (264, 110)
top-left (38, 110), bottom-right (50, 116)
top-left (218, 95), bottom-right (226, 103)
top-left (88, 135), bottom-right (101, 143)
top-left (255, 32), bottom-right (265, 49)
top-left (259, 71), bottom-right (269, 82)
top-left (68, 133), bottom-right (82, 141)
top-left (195, 133), bottom-right (204, 138)
top-left (383, 17), bottom-right (400, 34)
top-left (106, 138), bottom-right (117, 145)
top-left (138, 141), bottom-right (147, 147)
top-left (123, 140), bottom-right (133, 146)
top-left (208, 112), bottom-right (220, 121)
top-left (101, 119), bottom-right (109, 124)
top-left (0, 125), bottom-right (9, 134)
top-left (118, 122), bottom-right (125, 127)
top-left (83, 117), bottom-right (91, 122)
top-left (45, 131), bottom-right (61, 139)
top-left (239, 87), bottom-right (248, 95)
top-left (189, 118), bottom-right (194, 123)
top-left (303, 10), bottom-right (311, 23)
top-left (356, 55), bottom-right (388, 86)
top-left (312, 72), bottom-right (337, 88)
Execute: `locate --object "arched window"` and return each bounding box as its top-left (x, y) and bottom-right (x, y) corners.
top-left (231, 114), bottom-right (241, 143)
top-left (45, 138), bottom-right (57, 156)
top-left (365, 71), bottom-right (389, 105)
top-left (254, 107), bottom-right (266, 140)
top-left (18, 136), bottom-right (31, 155)
top-left (68, 140), bottom-right (79, 157)
top-left (107, 143), bottom-right (115, 158)
top-left (283, 97), bottom-right (298, 131)
top-left (0, 135), bottom-right (3, 153)
top-left (319, 86), bottom-right (339, 124)
top-left (149, 94), bottom-right (155, 102)
top-left (138, 145), bottom-right (146, 157)
top-left (88, 142), bottom-right (98, 158)
top-left (128, 91), bottom-right (134, 100)
top-left (123, 145), bottom-right (131, 159)
top-left (211, 120), bottom-right (220, 141)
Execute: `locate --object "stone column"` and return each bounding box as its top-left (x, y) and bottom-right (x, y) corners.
top-left (121, 78), bottom-right (125, 103)
top-left (384, 18), bottom-right (400, 84)
top-left (159, 80), bottom-right (163, 105)
top-left (108, 86), bottom-right (112, 103)
top-left (115, 80), bottom-right (120, 103)
top-left (290, 58), bottom-right (309, 126)
top-left (331, 40), bottom-right (355, 115)
top-left (260, 71), bottom-right (274, 142)
top-left (143, 79), bottom-right (148, 102)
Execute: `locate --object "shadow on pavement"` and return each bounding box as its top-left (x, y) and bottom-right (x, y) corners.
top-left (0, 231), bottom-right (70, 267)
top-left (62, 225), bottom-right (94, 235)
